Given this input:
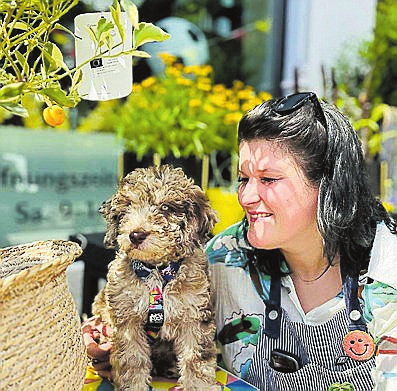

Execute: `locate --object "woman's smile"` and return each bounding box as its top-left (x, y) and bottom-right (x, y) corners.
top-left (248, 211), bottom-right (273, 222)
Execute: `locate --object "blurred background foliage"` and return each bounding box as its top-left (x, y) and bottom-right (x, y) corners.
top-left (329, 0), bottom-right (397, 165)
top-left (77, 54), bottom-right (270, 160)
top-left (2, 0), bottom-right (397, 188)
top-left (365, 0), bottom-right (397, 106)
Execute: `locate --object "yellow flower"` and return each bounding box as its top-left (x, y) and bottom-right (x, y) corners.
top-left (141, 76), bottom-right (157, 88)
top-left (259, 91), bottom-right (272, 101)
top-left (133, 84), bottom-right (143, 93)
top-left (237, 89), bottom-right (255, 100)
top-left (232, 80), bottom-right (245, 90)
top-left (213, 84), bottom-right (226, 93)
top-left (189, 99), bottom-right (202, 108)
top-left (166, 67), bottom-right (182, 79)
top-left (201, 65), bottom-right (213, 76)
top-left (242, 99), bottom-right (262, 112)
top-left (184, 64), bottom-right (213, 77)
top-left (197, 82), bottom-right (212, 92)
top-left (177, 77), bottom-right (194, 86)
top-left (203, 103), bottom-right (216, 113)
top-left (224, 112), bottom-right (242, 125)
top-left (158, 52), bottom-right (177, 65)
top-left (197, 77), bottom-right (212, 85)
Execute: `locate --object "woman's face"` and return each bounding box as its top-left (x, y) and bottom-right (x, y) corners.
top-left (238, 139), bottom-right (320, 253)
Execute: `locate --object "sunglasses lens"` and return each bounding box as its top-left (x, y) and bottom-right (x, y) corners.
top-left (274, 92), bottom-right (311, 113)
top-left (273, 92), bottom-right (327, 129)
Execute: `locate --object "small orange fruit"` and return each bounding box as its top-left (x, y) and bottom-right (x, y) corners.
top-left (43, 105), bottom-right (65, 126)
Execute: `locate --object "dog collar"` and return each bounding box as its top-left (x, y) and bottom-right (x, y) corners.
top-left (132, 260), bottom-right (182, 341)
top-left (132, 260), bottom-right (181, 283)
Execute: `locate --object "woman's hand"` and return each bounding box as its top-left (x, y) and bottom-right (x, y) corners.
top-left (81, 316), bottom-right (113, 381)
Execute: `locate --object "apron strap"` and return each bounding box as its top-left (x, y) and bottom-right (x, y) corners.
top-left (342, 273), bottom-right (367, 332)
top-left (249, 261), bottom-right (281, 339)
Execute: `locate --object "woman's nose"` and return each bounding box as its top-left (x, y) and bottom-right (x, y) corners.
top-left (239, 181), bottom-right (261, 206)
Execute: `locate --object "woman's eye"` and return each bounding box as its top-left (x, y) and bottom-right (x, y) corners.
top-left (237, 176), bottom-right (249, 184)
top-left (260, 177), bottom-right (278, 184)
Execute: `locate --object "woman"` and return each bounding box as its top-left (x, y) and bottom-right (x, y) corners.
top-left (83, 92), bottom-right (397, 390)
top-left (207, 92), bottom-right (397, 390)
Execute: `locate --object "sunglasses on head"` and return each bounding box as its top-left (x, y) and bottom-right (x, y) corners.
top-left (272, 92), bottom-right (327, 130)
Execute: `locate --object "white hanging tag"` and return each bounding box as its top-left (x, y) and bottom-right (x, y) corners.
top-left (74, 12), bottom-right (133, 101)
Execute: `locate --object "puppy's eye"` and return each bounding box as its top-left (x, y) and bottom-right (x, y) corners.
top-left (160, 203), bottom-right (178, 215)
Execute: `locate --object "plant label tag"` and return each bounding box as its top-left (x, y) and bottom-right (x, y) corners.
top-left (74, 12), bottom-right (133, 101)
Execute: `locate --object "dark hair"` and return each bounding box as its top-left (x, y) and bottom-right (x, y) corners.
top-left (239, 96), bottom-right (396, 277)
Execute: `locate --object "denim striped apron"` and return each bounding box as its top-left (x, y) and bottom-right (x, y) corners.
top-left (246, 264), bottom-right (375, 391)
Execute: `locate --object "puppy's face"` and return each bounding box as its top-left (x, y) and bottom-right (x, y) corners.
top-left (100, 165), bottom-right (217, 266)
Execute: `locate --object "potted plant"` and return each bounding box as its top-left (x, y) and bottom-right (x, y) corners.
top-left (77, 54), bottom-right (271, 232)
top-left (0, 0), bottom-right (169, 123)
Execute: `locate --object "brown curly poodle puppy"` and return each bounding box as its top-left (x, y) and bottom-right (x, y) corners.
top-left (92, 165), bottom-right (220, 391)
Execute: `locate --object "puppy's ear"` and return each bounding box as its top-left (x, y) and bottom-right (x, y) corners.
top-left (99, 196), bottom-right (120, 248)
top-left (193, 191), bottom-right (218, 244)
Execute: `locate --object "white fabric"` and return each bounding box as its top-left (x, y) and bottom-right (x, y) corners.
top-left (368, 223), bottom-right (397, 290)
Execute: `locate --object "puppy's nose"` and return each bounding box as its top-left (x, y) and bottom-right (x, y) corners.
top-left (129, 231), bottom-right (148, 246)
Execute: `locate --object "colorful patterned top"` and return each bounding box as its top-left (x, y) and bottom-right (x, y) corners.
top-left (206, 220), bottom-right (397, 390)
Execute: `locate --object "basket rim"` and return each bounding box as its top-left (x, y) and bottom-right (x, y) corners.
top-left (0, 239), bottom-right (82, 299)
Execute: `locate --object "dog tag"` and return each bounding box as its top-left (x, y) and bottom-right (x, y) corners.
top-left (148, 309), bottom-right (164, 326)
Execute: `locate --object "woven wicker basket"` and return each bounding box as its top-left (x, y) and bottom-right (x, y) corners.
top-left (0, 240), bottom-right (87, 390)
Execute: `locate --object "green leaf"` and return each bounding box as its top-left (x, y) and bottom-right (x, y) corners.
top-left (43, 42), bottom-right (66, 72)
top-left (53, 23), bottom-right (75, 37)
top-left (120, 0), bottom-right (139, 28)
top-left (104, 48), bottom-right (151, 59)
top-left (354, 118), bottom-right (379, 132)
top-left (0, 102), bottom-right (28, 117)
top-left (370, 103), bottom-right (388, 122)
top-left (42, 50), bottom-right (58, 73)
top-left (15, 50), bottom-right (29, 76)
top-left (133, 22), bottom-right (170, 48)
top-left (368, 133), bottom-right (382, 155)
top-left (110, 0), bottom-right (125, 43)
top-left (71, 68), bottom-right (83, 89)
top-left (40, 87), bottom-right (77, 107)
top-left (86, 17), bottom-right (115, 51)
top-left (0, 82), bottom-right (24, 102)
top-left (130, 49), bottom-right (151, 58)
top-left (96, 17), bottom-right (114, 41)
top-left (170, 144), bottom-right (181, 158)
top-left (86, 25), bottom-right (99, 46)
top-left (192, 133), bottom-right (204, 155)
top-left (14, 21), bottom-right (29, 31)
